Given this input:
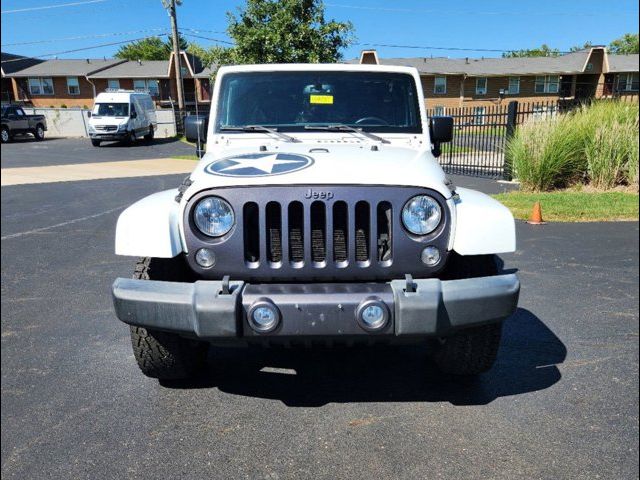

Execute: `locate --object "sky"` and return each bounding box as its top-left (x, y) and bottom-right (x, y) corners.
top-left (1, 0), bottom-right (639, 61)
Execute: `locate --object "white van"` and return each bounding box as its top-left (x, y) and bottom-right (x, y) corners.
top-left (88, 90), bottom-right (157, 147)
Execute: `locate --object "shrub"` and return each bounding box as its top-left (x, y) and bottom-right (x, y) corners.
top-left (508, 100), bottom-right (639, 191)
top-left (60, 104), bottom-right (67, 108)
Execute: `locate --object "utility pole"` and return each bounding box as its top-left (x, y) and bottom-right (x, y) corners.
top-left (163, 0), bottom-right (184, 111)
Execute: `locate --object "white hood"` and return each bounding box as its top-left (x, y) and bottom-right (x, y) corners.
top-left (184, 140), bottom-right (451, 200)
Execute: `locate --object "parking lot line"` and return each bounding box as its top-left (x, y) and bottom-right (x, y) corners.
top-left (0, 158), bottom-right (196, 186)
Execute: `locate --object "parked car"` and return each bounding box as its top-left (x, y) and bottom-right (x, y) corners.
top-left (112, 64), bottom-right (519, 381)
top-left (1, 105), bottom-right (47, 143)
top-left (88, 90), bottom-right (156, 147)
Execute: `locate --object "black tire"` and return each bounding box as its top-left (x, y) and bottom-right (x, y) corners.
top-left (1, 126), bottom-right (10, 143)
top-left (33, 124), bottom-right (45, 141)
top-left (126, 130), bottom-right (136, 145)
top-left (91, 139), bottom-right (101, 147)
top-left (129, 257), bottom-right (207, 380)
top-left (432, 254), bottom-right (502, 375)
top-left (143, 125), bottom-right (154, 142)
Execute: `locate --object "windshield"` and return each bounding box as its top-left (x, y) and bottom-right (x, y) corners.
top-left (215, 71), bottom-right (422, 133)
top-left (92, 103), bottom-right (129, 117)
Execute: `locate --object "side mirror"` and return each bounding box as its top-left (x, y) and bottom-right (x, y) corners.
top-left (184, 114), bottom-right (209, 156)
top-left (429, 116), bottom-right (453, 158)
top-left (130, 111), bottom-right (137, 119)
top-left (87, 111), bottom-right (92, 118)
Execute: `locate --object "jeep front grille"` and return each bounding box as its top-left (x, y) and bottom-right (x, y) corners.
top-left (184, 186), bottom-right (451, 282)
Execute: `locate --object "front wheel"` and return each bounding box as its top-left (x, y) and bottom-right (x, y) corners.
top-left (128, 257), bottom-right (208, 380)
top-left (33, 124), bottom-right (45, 141)
top-left (91, 139), bottom-right (101, 147)
top-left (432, 323), bottom-right (503, 375)
top-left (143, 125), bottom-right (154, 142)
top-left (1, 127), bottom-right (10, 143)
top-left (126, 130), bottom-right (136, 145)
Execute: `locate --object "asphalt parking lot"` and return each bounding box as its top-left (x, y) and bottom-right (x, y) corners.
top-left (1, 140), bottom-right (638, 479)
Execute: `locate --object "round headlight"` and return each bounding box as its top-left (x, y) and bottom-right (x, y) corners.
top-left (402, 195), bottom-right (442, 235)
top-left (193, 196), bottom-right (234, 237)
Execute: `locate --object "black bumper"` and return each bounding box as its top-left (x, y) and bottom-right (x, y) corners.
top-left (89, 132), bottom-right (128, 140)
top-left (112, 274), bottom-right (520, 341)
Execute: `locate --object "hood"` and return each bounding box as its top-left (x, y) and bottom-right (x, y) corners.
top-left (185, 142), bottom-right (451, 199)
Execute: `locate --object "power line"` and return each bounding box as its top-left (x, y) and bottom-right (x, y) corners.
top-left (0, 35), bottom-right (168, 63)
top-left (2, 28), bottom-right (169, 47)
top-left (1, 0), bottom-right (107, 14)
top-left (180, 32), bottom-right (235, 46)
top-left (354, 42), bottom-right (577, 55)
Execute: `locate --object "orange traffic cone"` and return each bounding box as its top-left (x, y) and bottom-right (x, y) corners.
top-left (527, 201), bottom-right (546, 225)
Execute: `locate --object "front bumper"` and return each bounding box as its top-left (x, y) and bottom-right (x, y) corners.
top-left (112, 274), bottom-right (520, 341)
top-left (89, 132), bottom-right (128, 140)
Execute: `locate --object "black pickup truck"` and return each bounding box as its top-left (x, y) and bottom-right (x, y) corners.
top-left (1, 105), bottom-right (47, 143)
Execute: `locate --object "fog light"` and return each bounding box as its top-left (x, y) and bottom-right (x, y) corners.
top-left (356, 298), bottom-right (389, 331)
top-left (195, 248), bottom-right (216, 268)
top-left (248, 300), bottom-right (280, 333)
top-left (421, 246), bottom-right (440, 266)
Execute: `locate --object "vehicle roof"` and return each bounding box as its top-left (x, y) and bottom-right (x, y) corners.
top-left (94, 91), bottom-right (151, 102)
top-left (216, 63), bottom-right (420, 75)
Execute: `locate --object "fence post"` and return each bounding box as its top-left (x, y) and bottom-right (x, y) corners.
top-left (503, 100), bottom-right (518, 181)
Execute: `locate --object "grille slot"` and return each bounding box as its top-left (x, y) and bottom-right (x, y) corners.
top-left (355, 201), bottom-right (370, 264)
top-left (377, 202), bottom-right (393, 264)
top-left (333, 201), bottom-right (348, 264)
top-left (310, 201), bottom-right (326, 264)
top-left (266, 202), bottom-right (282, 264)
top-left (243, 202), bottom-right (260, 264)
top-left (288, 202), bottom-right (304, 265)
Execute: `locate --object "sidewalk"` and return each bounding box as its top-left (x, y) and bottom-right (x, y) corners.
top-left (1, 158), bottom-right (197, 186)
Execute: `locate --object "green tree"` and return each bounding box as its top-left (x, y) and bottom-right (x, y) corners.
top-left (502, 44), bottom-right (561, 58)
top-left (115, 34), bottom-right (189, 60)
top-left (608, 33), bottom-right (639, 54)
top-left (204, 0), bottom-right (354, 65)
top-left (569, 41), bottom-right (593, 52)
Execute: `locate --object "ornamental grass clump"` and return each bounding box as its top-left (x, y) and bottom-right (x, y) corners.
top-left (507, 100), bottom-right (639, 191)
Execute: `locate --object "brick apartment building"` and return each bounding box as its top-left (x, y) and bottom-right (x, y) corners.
top-left (354, 47), bottom-right (639, 114)
top-left (1, 51), bottom-right (213, 110)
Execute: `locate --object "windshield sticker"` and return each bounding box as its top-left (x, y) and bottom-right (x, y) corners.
top-left (205, 153), bottom-right (314, 177)
top-left (309, 94), bottom-right (334, 105)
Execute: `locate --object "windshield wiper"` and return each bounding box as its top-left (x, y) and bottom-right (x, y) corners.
top-left (220, 125), bottom-right (298, 143)
top-left (304, 124), bottom-right (389, 144)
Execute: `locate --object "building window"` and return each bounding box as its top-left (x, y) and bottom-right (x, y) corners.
top-left (107, 79), bottom-right (120, 90)
top-left (67, 76), bottom-right (80, 95)
top-left (508, 77), bottom-right (520, 94)
top-left (433, 105), bottom-right (445, 116)
top-left (617, 73), bottom-right (639, 92)
top-left (133, 79), bottom-right (159, 97)
top-left (473, 106), bottom-right (486, 125)
top-left (475, 77), bottom-right (487, 95)
top-left (535, 75), bottom-right (560, 94)
top-left (434, 77), bottom-right (447, 94)
top-left (28, 77), bottom-right (54, 95)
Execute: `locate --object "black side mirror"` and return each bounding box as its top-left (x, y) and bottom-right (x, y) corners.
top-left (87, 111), bottom-right (92, 118)
top-left (429, 116), bottom-right (453, 158)
top-left (130, 111), bottom-right (137, 119)
top-left (185, 115), bottom-right (209, 158)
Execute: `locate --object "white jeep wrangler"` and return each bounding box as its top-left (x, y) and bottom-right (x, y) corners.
top-left (112, 64), bottom-right (519, 380)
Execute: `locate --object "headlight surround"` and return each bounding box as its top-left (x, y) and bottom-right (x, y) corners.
top-left (117, 123), bottom-right (127, 132)
top-left (402, 195), bottom-right (442, 235)
top-left (193, 196), bottom-right (235, 237)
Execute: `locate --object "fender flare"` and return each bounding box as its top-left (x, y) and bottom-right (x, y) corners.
top-left (115, 189), bottom-right (183, 257)
top-left (451, 187), bottom-right (516, 255)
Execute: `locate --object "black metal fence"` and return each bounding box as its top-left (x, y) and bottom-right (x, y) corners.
top-left (427, 100), bottom-right (584, 179)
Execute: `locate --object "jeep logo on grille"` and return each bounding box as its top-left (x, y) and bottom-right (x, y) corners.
top-left (205, 153), bottom-right (314, 177)
top-left (304, 188), bottom-right (334, 200)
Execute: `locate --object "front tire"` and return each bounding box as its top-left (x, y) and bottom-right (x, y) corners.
top-left (33, 124), bottom-right (45, 141)
top-left (126, 130), bottom-right (136, 145)
top-left (91, 139), bottom-right (101, 147)
top-left (143, 125), bottom-right (154, 142)
top-left (432, 254), bottom-right (503, 375)
top-left (1, 126), bottom-right (10, 143)
top-left (129, 257), bottom-right (207, 380)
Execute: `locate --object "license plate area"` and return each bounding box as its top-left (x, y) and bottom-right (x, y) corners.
top-left (241, 283), bottom-right (394, 336)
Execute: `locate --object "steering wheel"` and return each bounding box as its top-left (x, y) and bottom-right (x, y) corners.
top-left (354, 116), bottom-right (389, 126)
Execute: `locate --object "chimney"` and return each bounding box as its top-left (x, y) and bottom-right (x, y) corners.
top-left (137, 59), bottom-right (142, 66)
top-left (465, 57), bottom-right (469, 64)
top-left (86, 59), bottom-right (90, 63)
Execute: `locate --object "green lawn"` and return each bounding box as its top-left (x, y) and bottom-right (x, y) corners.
top-left (493, 191), bottom-right (639, 222)
top-left (173, 154), bottom-right (199, 161)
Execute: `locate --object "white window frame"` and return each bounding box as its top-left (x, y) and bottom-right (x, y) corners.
top-left (67, 76), bottom-right (80, 95)
top-left (133, 79), bottom-right (159, 97)
top-left (28, 77), bottom-right (54, 96)
top-left (107, 79), bottom-right (120, 90)
top-left (475, 77), bottom-right (487, 95)
top-left (434, 76), bottom-right (447, 94)
top-left (535, 75), bottom-right (560, 94)
top-left (508, 76), bottom-right (520, 95)
top-left (618, 73), bottom-right (639, 92)
top-left (473, 106), bottom-right (486, 125)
